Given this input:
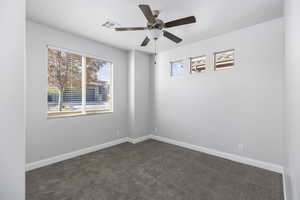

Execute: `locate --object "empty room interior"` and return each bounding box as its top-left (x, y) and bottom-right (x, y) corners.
top-left (1, 0), bottom-right (300, 199)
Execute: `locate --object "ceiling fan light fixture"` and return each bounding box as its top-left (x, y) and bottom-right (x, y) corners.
top-left (148, 29), bottom-right (162, 40)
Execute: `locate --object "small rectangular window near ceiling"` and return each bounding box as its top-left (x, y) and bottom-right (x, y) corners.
top-left (190, 56), bottom-right (206, 73)
top-left (47, 47), bottom-right (113, 117)
top-left (214, 49), bottom-right (234, 70)
top-left (170, 60), bottom-right (184, 76)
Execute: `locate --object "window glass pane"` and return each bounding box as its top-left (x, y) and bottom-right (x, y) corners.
top-left (86, 57), bottom-right (112, 111)
top-left (190, 56), bottom-right (206, 73)
top-left (171, 60), bottom-right (184, 76)
top-left (214, 49), bottom-right (234, 70)
top-left (48, 48), bottom-right (82, 114)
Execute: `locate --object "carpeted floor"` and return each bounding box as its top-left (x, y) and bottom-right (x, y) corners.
top-left (26, 140), bottom-right (284, 200)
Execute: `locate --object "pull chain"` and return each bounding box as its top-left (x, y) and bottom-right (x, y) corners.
top-left (154, 38), bottom-right (157, 65)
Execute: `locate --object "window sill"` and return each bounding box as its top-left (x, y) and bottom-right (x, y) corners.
top-left (47, 110), bottom-right (113, 119)
top-left (214, 66), bottom-right (234, 71)
top-left (190, 70), bottom-right (207, 74)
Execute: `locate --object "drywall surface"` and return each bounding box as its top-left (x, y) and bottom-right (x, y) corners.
top-left (26, 20), bottom-right (129, 163)
top-left (152, 18), bottom-right (284, 165)
top-left (285, 0), bottom-right (300, 199)
top-left (0, 0), bottom-right (25, 199)
top-left (128, 50), bottom-right (151, 138)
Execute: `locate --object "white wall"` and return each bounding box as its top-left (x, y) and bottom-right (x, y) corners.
top-left (152, 18), bottom-right (284, 165)
top-left (284, 0), bottom-right (300, 199)
top-left (128, 51), bottom-right (136, 138)
top-left (0, 0), bottom-right (25, 199)
top-left (26, 20), bottom-right (129, 163)
top-left (128, 50), bottom-right (151, 138)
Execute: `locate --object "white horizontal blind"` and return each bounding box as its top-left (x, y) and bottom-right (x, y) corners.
top-left (64, 53), bottom-right (82, 112)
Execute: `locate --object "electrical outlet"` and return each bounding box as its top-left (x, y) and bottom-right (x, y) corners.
top-left (238, 144), bottom-right (244, 152)
top-left (116, 129), bottom-right (120, 137)
top-left (153, 128), bottom-right (158, 133)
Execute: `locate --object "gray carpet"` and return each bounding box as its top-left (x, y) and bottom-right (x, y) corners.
top-left (26, 140), bottom-right (284, 200)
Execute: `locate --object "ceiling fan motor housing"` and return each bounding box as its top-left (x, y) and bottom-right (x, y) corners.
top-left (147, 19), bottom-right (164, 30)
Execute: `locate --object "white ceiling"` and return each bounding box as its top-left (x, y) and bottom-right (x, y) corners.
top-left (26, 0), bottom-right (283, 53)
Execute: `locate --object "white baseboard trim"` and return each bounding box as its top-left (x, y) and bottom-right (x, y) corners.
top-left (26, 134), bottom-right (284, 175)
top-left (127, 135), bottom-right (152, 144)
top-left (150, 135), bottom-right (284, 173)
top-left (26, 137), bottom-right (128, 171)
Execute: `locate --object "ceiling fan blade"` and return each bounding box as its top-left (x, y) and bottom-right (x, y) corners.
top-left (141, 36), bottom-right (150, 47)
top-left (139, 4), bottom-right (156, 24)
top-left (115, 27), bottom-right (148, 31)
top-left (165, 16), bottom-right (196, 28)
top-left (163, 30), bottom-right (183, 43)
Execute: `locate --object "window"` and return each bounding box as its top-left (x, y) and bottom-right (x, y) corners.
top-left (190, 56), bottom-right (206, 73)
top-left (170, 60), bottom-right (184, 76)
top-left (47, 47), bottom-right (112, 117)
top-left (214, 49), bottom-right (235, 70)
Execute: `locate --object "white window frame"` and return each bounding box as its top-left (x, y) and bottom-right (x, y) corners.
top-left (46, 45), bottom-right (113, 118)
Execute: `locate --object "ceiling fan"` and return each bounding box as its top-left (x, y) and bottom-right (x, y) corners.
top-left (114, 4), bottom-right (196, 47)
